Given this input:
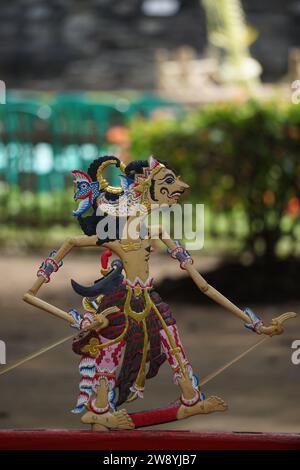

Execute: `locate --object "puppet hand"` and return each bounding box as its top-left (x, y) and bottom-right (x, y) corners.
top-left (91, 306), bottom-right (119, 330)
top-left (258, 312), bottom-right (297, 337)
top-left (94, 313), bottom-right (107, 326)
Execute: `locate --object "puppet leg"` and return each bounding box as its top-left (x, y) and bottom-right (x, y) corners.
top-left (159, 324), bottom-right (227, 415)
top-left (159, 324), bottom-right (202, 403)
top-left (81, 338), bottom-right (134, 431)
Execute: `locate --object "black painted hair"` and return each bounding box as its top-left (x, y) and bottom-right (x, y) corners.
top-left (77, 156), bottom-right (178, 240)
top-left (87, 155), bottom-right (121, 181)
top-left (125, 158), bottom-right (178, 178)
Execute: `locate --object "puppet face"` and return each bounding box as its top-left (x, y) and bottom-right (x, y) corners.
top-left (149, 166), bottom-right (189, 206)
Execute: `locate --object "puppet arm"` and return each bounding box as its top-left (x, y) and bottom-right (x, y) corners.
top-left (23, 235), bottom-right (104, 325)
top-left (155, 226), bottom-right (285, 337)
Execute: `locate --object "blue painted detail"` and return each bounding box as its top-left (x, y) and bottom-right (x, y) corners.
top-left (69, 308), bottom-right (83, 329)
top-left (71, 404), bottom-right (85, 414)
top-left (119, 175), bottom-right (134, 192)
top-left (108, 388), bottom-right (117, 411)
top-left (48, 249), bottom-right (63, 268)
top-left (79, 366), bottom-right (96, 377)
top-left (73, 180), bottom-right (101, 217)
top-left (244, 307), bottom-right (262, 332)
top-left (192, 374), bottom-right (199, 389)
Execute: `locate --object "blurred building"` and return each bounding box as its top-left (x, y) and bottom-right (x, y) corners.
top-left (0, 0), bottom-right (299, 90)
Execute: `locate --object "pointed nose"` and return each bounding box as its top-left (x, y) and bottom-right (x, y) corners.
top-left (180, 181), bottom-right (190, 190)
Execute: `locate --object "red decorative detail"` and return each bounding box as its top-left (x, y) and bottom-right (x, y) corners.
top-left (111, 338), bottom-right (126, 366)
top-left (95, 347), bottom-right (104, 364)
top-left (36, 268), bottom-right (50, 283)
top-left (75, 190), bottom-right (92, 201)
top-left (71, 170), bottom-right (92, 183)
top-left (94, 371), bottom-right (115, 381)
top-left (180, 390), bottom-right (201, 407)
top-left (45, 257), bottom-right (59, 272)
top-left (172, 324), bottom-right (183, 355)
top-left (131, 404), bottom-right (180, 428)
top-left (101, 249), bottom-right (112, 270)
top-left (88, 399), bottom-right (110, 415)
top-left (0, 430), bottom-right (299, 450)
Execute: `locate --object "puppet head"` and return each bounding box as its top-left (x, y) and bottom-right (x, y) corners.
top-left (72, 155), bottom-right (189, 235)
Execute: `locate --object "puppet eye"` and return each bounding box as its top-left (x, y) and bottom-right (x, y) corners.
top-left (165, 177), bottom-right (174, 184)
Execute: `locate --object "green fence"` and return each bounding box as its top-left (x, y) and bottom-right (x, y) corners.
top-left (4, 95), bottom-right (298, 262)
top-left (0, 93), bottom-right (182, 230)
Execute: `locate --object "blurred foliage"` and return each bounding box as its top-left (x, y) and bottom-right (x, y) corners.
top-left (2, 97), bottom-right (300, 261)
top-left (0, 186), bottom-right (74, 227)
top-left (0, 93), bottom-right (182, 190)
top-left (129, 100), bottom-right (300, 261)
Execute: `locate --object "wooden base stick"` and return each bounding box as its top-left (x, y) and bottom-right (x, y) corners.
top-left (0, 334), bottom-right (74, 376)
top-left (0, 307), bottom-right (118, 377)
top-left (200, 337), bottom-right (268, 387)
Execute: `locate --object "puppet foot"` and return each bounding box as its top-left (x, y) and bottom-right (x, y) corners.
top-left (177, 395), bottom-right (227, 420)
top-left (81, 409), bottom-right (135, 431)
top-left (91, 424), bottom-right (109, 432)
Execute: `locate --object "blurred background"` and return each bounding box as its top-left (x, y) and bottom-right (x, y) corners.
top-left (0, 0), bottom-right (300, 433)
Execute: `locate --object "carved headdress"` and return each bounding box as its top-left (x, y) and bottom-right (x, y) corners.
top-left (72, 156), bottom-right (165, 218)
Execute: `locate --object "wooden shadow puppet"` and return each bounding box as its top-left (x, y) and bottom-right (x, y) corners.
top-left (23, 156), bottom-right (296, 431)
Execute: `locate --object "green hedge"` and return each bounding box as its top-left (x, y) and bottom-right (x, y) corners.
top-left (2, 100), bottom-right (300, 259)
top-left (129, 100), bottom-right (300, 260)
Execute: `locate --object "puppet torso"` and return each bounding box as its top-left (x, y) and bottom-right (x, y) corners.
top-left (105, 237), bottom-right (152, 284)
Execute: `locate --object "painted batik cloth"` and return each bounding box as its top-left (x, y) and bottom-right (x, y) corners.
top-left (72, 282), bottom-right (195, 413)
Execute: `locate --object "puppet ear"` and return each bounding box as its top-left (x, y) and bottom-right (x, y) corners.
top-left (148, 155), bottom-right (160, 171)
